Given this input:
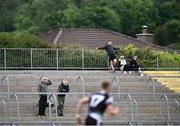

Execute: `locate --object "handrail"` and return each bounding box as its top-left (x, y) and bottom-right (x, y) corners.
top-left (12, 122), bottom-right (16, 126)
top-left (50, 121), bottom-right (56, 126)
top-left (1, 76), bottom-right (10, 100)
top-left (175, 99), bottom-right (180, 112)
top-left (160, 94), bottom-right (170, 124)
top-left (111, 76), bottom-right (120, 86)
top-left (133, 98), bottom-right (139, 123)
top-left (0, 92), bottom-right (180, 95)
top-left (10, 94), bottom-right (20, 121)
top-left (147, 76), bottom-right (156, 101)
top-left (123, 94), bottom-right (137, 124)
top-left (111, 76), bottom-right (121, 100)
top-left (76, 75), bottom-right (85, 96)
top-left (147, 76), bottom-right (155, 84)
top-left (48, 94), bottom-right (58, 121)
top-left (0, 96), bottom-right (7, 121)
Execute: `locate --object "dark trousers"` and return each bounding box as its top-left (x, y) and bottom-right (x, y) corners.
top-left (123, 64), bottom-right (130, 71)
top-left (38, 95), bottom-right (47, 115)
top-left (85, 116), bottom-right (102, 126)
top-left (130, 66), bottom-right (139, 71)
top-left (57, 96), bottom-right (65, 115)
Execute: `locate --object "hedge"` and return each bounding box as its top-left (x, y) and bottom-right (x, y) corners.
top-left (0, 48), bottom-right (179, 69)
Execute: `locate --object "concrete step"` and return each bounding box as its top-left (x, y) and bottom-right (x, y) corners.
top-left (0, 70), bottom-right (179, 125)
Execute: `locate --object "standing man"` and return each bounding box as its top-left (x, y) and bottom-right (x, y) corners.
top-left (75, 80), bottom-right (119, 126)
top-left (98, 41), bottom-right (119, 72)
top-left (57, 79), bottom-right (69, 116)
top-left (38, 76), bottom-right (52, 116)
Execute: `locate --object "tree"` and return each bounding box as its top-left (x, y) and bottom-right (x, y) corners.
top-left (158, 0), bottom-right (180, 24)
top-left (45, 3), bottom-right (81, 28)
top-left (0, 0), bottom-right (179, 48)
top-left (155, 20), bottom-right (180, 46)
top-left (79, 6), bottom-right (120, 31)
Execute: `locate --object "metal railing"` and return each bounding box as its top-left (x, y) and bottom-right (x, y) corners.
top-left (123, 94), bottom-right (139, 125)
top-left (0, 92), bottom-right (139, 125)
top-left (111, 76), bottom-right (121, 99)
top-left (9, 94), bottom-right (20, 122)
top-left (0, 48), bottom-right (180, 70)
top-left (0, 96), bottom-right (7, 121)
top-left (160, 94), bottom-right (170, 125)
top-left (0, 92), bottom-right (180, 125)
top-left (147, 76), bottom-right (156, 101)
top-left (1, 76), bottom-right (10, 100)
top-left (48, 94), bottom-right (58, 122)
top-left (50, 121), bottom-right (56, 126)
top-left (175, 99), bottom-right (180, 112)
top-left (76, 75), bottom-right (85, 96)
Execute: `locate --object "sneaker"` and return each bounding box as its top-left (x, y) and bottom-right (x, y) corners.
top-left (123, 71), bottom-right (127, 74)
top-left (140, 73), bottom-right (144, 76)
top-left (58, 113), bottom-right (64, 117)
top-left (129, 71), bottom-right (132, 74)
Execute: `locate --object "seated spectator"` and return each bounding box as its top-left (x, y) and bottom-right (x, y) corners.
top-left (57, 79), bottom-right (69, 116)
top-left (38, 76), bottom-right (52, 116)
top-left (129, 56), bottom-right (143, 76)
top-left (118, 56), bottom-right (130, 74)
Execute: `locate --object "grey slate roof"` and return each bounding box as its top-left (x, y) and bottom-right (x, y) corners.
top-left (39, 28), bottom-right (169, 50)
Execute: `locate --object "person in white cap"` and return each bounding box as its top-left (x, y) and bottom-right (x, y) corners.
top-left (118, 56), bottom-right (130, 74)
top-left (38, 76), bottom-right (52, 116)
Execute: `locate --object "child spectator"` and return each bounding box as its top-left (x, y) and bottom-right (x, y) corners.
top-left (118, 56), bottom-right (130, 74)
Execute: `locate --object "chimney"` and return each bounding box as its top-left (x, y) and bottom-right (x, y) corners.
top-left (142, 25), bottom-right (148, 33)
top-left (136, 25), bottom-right (154, 43)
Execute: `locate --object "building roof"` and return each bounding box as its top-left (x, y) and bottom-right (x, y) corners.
top-left (39, 28), bottom-right (169, 50)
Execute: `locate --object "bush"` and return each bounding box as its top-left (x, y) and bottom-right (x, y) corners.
top-left (155, 20), bottom-right (180, 46)
top-left (0, 32), bottom-right (51, 48)
top-left (0, 44), bottom-right (179, 69)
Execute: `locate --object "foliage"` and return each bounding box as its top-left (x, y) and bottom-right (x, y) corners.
top-left (154, 20), bottom-right (180, 46)
top-left (0, 32), bottom-right (51, 48)
top-left (0, 44), bottom-right (179, 69)
top-left (168, 43), bottom-right (180, 50)
top-left (0, 0), bottom-right (179, 48)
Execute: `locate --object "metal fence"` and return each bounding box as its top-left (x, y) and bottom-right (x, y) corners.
top-left (0, 48), bottom-right (180, 70)
top-left (0, 76), bottom-right (180, 125)
top-left (0, 92), bottom-right (180, 125)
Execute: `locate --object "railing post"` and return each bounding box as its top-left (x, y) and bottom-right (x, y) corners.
top-left (4, 49), bottom-right (6, 70)
top-left (82, 49), bottom-right (84, 70)
top-left (48, 94), bottom-right (58, 121)
top-left (111, 77), bottom-right (120, 100)
top-left (10, 94), bottom-right (21, 121)
top-left (56, 49), bottom-right (59, 70)
top-left (160, 94), bottom-right (170, 124)
top-left (30, 49), bottom-right (33, 70)
top-left (156, 51), bottom-right (159, 69)
top-left (76, 75), bottom-right (85, 96)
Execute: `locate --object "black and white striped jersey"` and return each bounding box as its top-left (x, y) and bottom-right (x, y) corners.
top-left (88, 91), bottom-right (113, 115)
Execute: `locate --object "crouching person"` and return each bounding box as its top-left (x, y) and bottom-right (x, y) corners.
top-left (118, 56), bottom-right (130, 74)
top-left (57, 79), bottom-right (69, 116)
top-left (38, 76), bottom-right (52, 116)
top-left (129, 56), bottom-right (143, 76)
